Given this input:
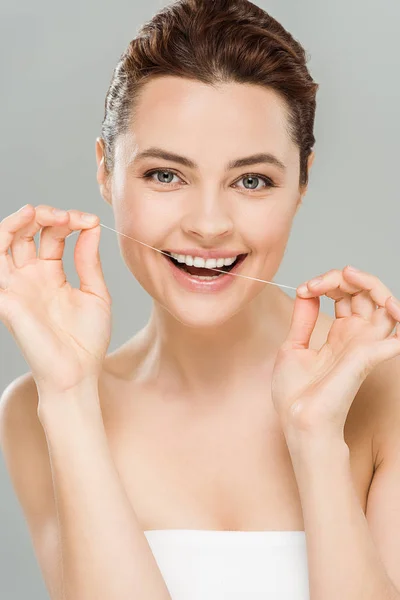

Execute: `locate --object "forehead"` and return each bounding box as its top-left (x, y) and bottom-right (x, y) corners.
top-left (121, 76), bottom-right (297, 169)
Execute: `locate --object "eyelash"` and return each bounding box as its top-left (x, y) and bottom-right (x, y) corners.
top-left (141, 168), bottom-right (276, 192)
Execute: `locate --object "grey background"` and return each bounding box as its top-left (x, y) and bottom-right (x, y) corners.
top-left (1, 0), bottom-right (399, 597)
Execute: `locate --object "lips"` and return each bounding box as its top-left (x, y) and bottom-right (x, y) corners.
top-left (163, 251), bottom-right (249, 293)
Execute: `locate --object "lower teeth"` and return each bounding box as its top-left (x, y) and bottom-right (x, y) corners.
top-left (190, 274), bottom-right (221, 280)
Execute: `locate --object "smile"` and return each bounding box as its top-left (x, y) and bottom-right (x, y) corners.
top-left (163, 251), bottom-right (248, 292)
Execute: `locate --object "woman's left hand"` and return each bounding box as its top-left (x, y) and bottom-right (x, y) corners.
top-left (271, 265), bottom-right (400, 441)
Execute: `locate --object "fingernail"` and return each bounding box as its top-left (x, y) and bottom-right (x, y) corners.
top-left (18, 204), bottom-right (31, 212)
top-left (347, 265), bottom-right (359, 271)
top-left (308, 276), bottom-right (323, 287)
top-left (390, 296), bottom-right (400, 307)
top-left (297, 284), bottom-right (309, 294)
top-left (82, 213), bottom-right (97, 222)
top-left (53, 208), bottom-right (67, 216)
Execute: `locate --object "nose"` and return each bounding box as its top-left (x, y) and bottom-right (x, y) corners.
top-left (181, 190), bottom-right (234, 243)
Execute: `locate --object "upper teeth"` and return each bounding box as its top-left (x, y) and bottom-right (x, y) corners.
top-left (169, 253), bottom-right (238, 268)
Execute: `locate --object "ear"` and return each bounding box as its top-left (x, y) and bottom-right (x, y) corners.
top-left (295, 151), bottom-right (315, 214)
top-left (307, 150), bottom-right (315, 172)
top-left (95, 137), bottom-right (112, 206)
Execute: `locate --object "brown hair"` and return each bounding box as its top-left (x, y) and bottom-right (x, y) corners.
top-left (101, 0), bottom-right (319, 189)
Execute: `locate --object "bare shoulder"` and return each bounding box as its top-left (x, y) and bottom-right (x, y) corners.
top-left (362, 353), bottom-right (400, 470)
top-left (0, 370), bottom-right (39, 418)
top-left (0, 372), bottom-right (63, 599)
top-left (0, 372), bottom-right (41, 449)
top-left (0, 370), bottom-right (51, 521)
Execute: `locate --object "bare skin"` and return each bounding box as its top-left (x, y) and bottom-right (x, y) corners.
top-left (7, 297), bottom-right (383, 542)
top-left (1, 77), bottom-right (396, 597)
top-left (0, 260), bottom-right (394, 600)
top-left (96, 303), bottom-right (380, 534)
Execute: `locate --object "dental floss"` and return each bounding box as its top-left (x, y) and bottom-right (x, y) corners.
top-left (98, 222), bottom-right (298, 291)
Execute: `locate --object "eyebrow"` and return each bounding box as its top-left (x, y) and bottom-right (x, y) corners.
top-left (133, 146), bottom-right (287, 172)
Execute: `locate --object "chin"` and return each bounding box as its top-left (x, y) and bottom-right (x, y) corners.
top-left (161, 298), bottom-right (245, 329)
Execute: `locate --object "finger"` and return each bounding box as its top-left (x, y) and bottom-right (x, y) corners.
top-left (351, 290), bottom-right (377, 320)
top-left (376, 296), bottom-right (400, 338)
top-left (0, 204), bottom-right (36, 267)
top-left (38, 209), bottom-right (100, 260)
top-left (0, 205), bottom-right (34, 289)
top-left (299, 268), bottom-right (379, 320)
top-left (72, 216), bottom-right (110, 302)
top-left (11, 205), bottom-right (70, 267)
top-left (386, 296), bottom-right (400, 321)
top-left (342, 266), bottom-right (393, 306)
top-left (340, 269), bottom-right (380, 320)
top-left (299, 269), bottom-right (361, 319)
top-left (367, 324), bottom-right (400, 368)
top-left (316, 270), bottom-right (374, 319)
top-left (342, 266), bottom-right (397, 330)
top-left (285, 294), bottom-right (320, 350)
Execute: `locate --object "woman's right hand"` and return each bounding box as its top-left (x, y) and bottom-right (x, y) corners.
top-left (0, 204), bottom-right (112, 396)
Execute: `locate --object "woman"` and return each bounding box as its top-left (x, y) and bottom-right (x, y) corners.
top-left (1, 0), bottom-right (400, 599)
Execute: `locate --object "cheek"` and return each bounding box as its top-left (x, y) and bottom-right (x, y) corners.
top-left (243, 207), bottom-right (294, 251)
top-left (113, 202), bottom-right (175, 287)
top-left (114, 194), bottom-right (173, 248)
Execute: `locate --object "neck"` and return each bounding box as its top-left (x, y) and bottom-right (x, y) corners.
top-left (139, 286), bottom-right (292, 397)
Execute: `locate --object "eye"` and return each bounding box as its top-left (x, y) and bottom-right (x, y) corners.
top-left (141, 168), bottom-right (276, 191)
top-left (233, 174), bottom-right (275, 191)
top-left (142, 169), bottom-right (182, 185)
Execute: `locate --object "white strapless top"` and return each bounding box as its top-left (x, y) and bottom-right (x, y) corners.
top-left (144, 529), bottom-right (309, 600)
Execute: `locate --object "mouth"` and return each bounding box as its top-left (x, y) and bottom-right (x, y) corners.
top-left (163, 252), bottom-right (248, 279)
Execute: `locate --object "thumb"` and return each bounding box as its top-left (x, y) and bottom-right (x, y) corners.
top-left (74, 225), bottom-right (110, 302)
top-left (284, 295), bottom-right (320, 350)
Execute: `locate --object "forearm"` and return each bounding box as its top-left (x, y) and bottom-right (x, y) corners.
top-left (284, 430), bottom-right (399, 600)
top-left (38, 381), bottom-right (171, 600)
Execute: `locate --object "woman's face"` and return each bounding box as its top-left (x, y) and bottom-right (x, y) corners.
top-left (96, 76), bottom-right (312, 328)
